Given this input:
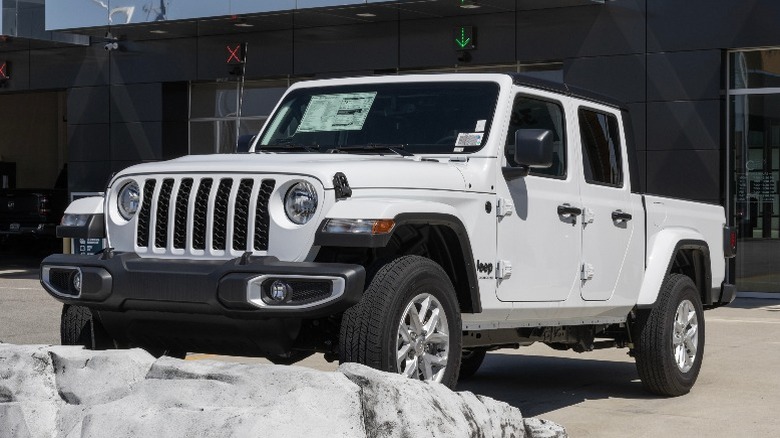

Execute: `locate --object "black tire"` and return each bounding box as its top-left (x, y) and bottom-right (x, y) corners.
top-left (633, 274), bottom-right (705, 396)
top-left (61, 304), bottom-right (114, 349)
top-left (266, 351), bottom-right (314, 365)
top-left (458, 348), bottom-right (487, 380)
top-left (339, 255), bottom-right (462, 388)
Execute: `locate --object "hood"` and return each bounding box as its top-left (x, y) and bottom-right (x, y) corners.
top-left (111, 153), bottom-right (467, 191)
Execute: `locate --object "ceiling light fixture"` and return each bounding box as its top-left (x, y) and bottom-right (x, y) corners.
top-left (356, 13), bottom-right (376, 17)
top-left (149, 29), bottom-right (168, 34)
top-left (459, 0), bottom-right (481, 9)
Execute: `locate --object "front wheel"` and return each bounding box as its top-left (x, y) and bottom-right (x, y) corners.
top-left (61, 304), bottom-right (114, 350)
top-left (633, 274), bottom-right (705, 396)
top-left (339, 256), bottom-right (462, 388)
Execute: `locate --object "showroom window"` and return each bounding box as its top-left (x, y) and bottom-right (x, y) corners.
top-left (189, 80), bottom-right (288, 154)
top-left (729, 49), bottom-right (780, 292)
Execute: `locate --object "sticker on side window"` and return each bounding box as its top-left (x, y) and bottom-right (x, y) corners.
top-left (296, 92), bottom-right (377, 133)
top-left (455, 133), bottom-right (483, 147)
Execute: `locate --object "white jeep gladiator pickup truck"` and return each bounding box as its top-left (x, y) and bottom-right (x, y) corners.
top-left (41, 73), bottom-right (736, 395)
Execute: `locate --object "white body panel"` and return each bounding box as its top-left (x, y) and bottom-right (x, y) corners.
top-left (85, 73), bottom-right (728, 330)
top-left (639, 196), bottom-right (727, 306)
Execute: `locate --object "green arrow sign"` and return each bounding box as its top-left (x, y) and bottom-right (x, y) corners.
top-left (454, 26), bottom-right (475, 51)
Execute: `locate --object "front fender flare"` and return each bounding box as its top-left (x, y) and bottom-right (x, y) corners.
top-left (314, 198), bottom-right (480, 313)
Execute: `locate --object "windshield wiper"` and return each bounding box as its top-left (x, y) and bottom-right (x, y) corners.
top-left (256, 144), bottom-right (320, 153)
top-left (327, 144), bottom-right (413, 157)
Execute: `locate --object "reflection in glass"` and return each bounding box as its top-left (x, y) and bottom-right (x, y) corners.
top-left (730, 92), bottom-right (780, 292)
top-left (190, 81), bottom-right (285, 154)
top-left (731, 50), bottom-right (780, 90)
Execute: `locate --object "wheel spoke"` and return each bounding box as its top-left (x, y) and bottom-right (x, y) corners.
top-left (421, 354), bottom-right (434, 380)
top-left (398, 325), bottom-right (412, 343)
top-left (403, 356), bottom-right (419, 378)
top-left (423, 308), bottom-right (441, 335)
top-left (397, 343), bottom-right (412, 363)
top-left (418, 296), bottom-right (432, 325)
top-left (423, 352), bottom-right (448, 367)
top-left (425, 332), bottom-right (449, 346)
top-left (408, 305), bottom-right (424, 334)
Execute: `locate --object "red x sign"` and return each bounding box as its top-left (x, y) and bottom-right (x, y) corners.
top-left (226, 44), bottom-right (245, 65)
top-left (0, 61), bottom-right (9, 80)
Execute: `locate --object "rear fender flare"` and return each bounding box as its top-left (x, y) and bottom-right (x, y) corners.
top-left (637, 228), bottom-right (710, 308)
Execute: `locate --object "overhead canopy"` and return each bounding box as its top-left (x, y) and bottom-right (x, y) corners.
top-left (44, 0), bottom-right (607, 40)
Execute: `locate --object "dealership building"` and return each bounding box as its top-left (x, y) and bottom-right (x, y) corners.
top-left (0, 0), bottom-right (777, 291)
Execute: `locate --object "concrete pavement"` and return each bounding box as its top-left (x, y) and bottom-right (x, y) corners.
top-left (1, 259), bottom-right (778, 436)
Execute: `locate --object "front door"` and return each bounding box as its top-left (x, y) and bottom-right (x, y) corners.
top-left (496, 92), bottom-right (582, 302)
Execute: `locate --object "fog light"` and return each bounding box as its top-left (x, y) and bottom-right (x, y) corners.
top-left (71, 271), bottom-right (82, 293)
top-left (267, 280), bottom-right (292, 303)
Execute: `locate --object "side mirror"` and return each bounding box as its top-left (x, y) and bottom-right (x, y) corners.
top-left (503, 129), bottom-right (554, 180)
top-left (515, 129), bottom-right (554, 167)
top-left (236, 134), bottom-right (257, 153)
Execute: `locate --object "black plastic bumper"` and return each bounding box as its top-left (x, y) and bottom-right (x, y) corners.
top-left (40, 252), bottom-right (365, 356)
top-left (40, 252), bottom-right (365, 319)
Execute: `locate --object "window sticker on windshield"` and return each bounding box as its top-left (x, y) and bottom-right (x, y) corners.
top-left (296, 92), bottom-right (377, 133)
top-left (475, 120), bottom-right (486, 132)
top-left (455, 132), bottom-right (483, 147)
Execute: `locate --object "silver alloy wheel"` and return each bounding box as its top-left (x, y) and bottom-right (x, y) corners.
top-left (396, 293), bottom-right (450, 382)
top-left (672, 299), bottom-right (699, 373)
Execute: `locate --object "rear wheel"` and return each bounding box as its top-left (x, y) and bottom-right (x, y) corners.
top-left (339, 256), bottom-right (462, 388)
top-left (633, 274), bottom-right (705, 396)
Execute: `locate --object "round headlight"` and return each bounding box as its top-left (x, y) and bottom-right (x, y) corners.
top-left (284, 181), bottom-right (318, 225)
top-left (117, 181), bottom-right (140, 220)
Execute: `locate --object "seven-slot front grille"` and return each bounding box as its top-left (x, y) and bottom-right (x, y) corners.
top-left (136, 176), bottom-right (276, 253)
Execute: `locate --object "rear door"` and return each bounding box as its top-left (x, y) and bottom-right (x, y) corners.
top-left (577, 106), bottom-right (638, 301)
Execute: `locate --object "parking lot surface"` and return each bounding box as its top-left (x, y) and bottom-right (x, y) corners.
top-left (1, 256), bottom-right (777, 437)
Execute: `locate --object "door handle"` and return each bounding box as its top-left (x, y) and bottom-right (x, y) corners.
top-left (557, 204), bottom-right (582, 217)
top-left (612, 209), bottom-right (633, 223)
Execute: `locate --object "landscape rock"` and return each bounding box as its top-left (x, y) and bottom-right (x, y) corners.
top-left (0, 344), bottom-right (566, 438)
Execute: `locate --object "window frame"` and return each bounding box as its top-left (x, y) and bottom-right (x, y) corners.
top-left (577, 106), bottom-right (624, 189)
top-left (505, 93), bottom-right (568, 180)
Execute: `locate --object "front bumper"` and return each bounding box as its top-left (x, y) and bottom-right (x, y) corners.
top-left (40, 252), bottom-right (365, 319)
top-left (40, 252), bottom-right (365, 356)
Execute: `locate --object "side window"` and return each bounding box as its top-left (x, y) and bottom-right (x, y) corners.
top-left (505, 96), bottom-right (566, 178)
top-left (579, 108), bottom-right (623, 187)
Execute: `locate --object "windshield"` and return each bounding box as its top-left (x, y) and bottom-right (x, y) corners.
top-left (257, 81), bottom-right (500, 154)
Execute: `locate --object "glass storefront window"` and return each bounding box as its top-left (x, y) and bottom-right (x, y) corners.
top-left (730, 49), bottom-right (780, 292)
top-left (189, 80), bottom-right (287, 154)
top-left (730, 51), bottom-right (780, 89)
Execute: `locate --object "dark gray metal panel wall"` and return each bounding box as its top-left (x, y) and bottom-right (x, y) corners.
top-left (29, 45), bottom-right (108, 89)
top-left (294, 22), bottom-right (398, 74)
top-left (10, 0), bottom-right (780, 200)
top-left (517, 0), bottom-right (646, 61)
top-left (647, 0), bottom-right (780, 52)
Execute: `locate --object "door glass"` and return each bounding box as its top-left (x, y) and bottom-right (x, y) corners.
top-left (504, 96), bottom-right (566, 178)
top-left (731, 93), bottom-right (780, 292)
top-left (579, 109), bottom-right (623, 187)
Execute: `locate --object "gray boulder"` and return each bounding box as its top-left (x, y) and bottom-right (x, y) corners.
top-left (0, 344), bottom-right (566, 438)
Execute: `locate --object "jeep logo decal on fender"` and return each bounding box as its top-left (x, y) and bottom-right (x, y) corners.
top-left (477, 260), bottom-right (493, 275)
